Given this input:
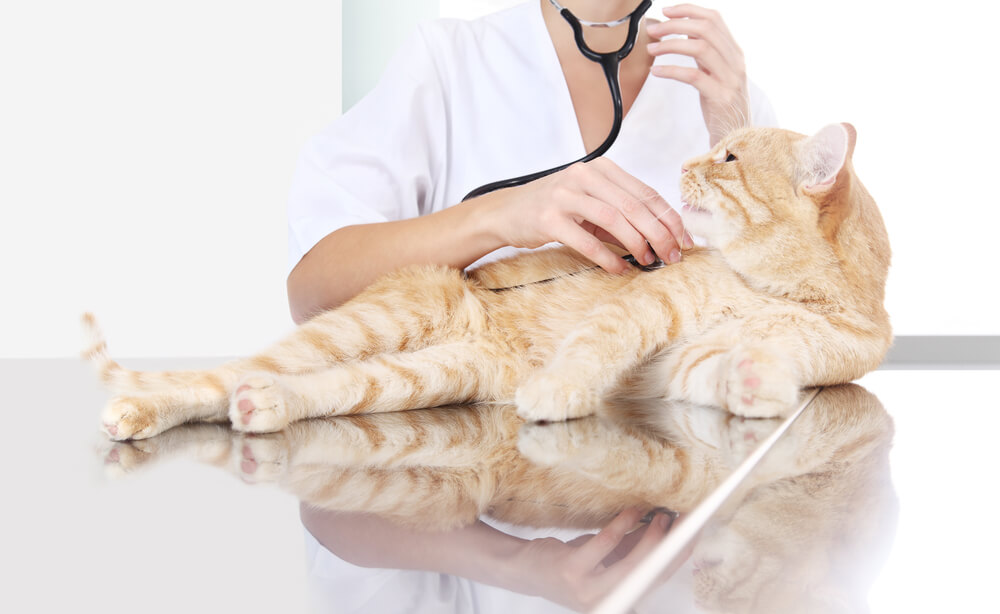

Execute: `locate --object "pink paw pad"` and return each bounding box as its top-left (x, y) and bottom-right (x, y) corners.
top-left (237, 398), bottom-right (255, 425)
top-left (240, 444), bottom-right (257, 474)
top-left (105, 423), bottom-right (119, 437)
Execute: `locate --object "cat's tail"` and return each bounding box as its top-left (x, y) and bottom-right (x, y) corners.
top-left (81, 312), bottom-right (130, 389)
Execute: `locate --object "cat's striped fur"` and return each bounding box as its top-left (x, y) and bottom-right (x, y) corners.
top-left (85, 123), bottom-right (891, 441)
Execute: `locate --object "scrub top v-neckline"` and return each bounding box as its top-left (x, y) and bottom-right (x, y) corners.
top-left (529, 0), bottom-right (655, 160)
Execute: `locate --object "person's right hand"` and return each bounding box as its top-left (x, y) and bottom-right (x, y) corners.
top-left (496, 507), bottom-right (686, 612)
top-left (483, 158), bottom-right (692, 273)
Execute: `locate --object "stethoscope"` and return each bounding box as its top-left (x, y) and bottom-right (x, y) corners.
top-left (462, 0), bottom-right (653, 202)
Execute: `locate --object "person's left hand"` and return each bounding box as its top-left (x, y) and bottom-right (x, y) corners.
top-left (646, 4), bottom-right (749, 146)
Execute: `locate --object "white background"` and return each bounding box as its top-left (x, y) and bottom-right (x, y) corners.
top-left (3, 0), bottom-right (997, 358)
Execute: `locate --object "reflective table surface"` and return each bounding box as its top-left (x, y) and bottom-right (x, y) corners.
top-left (4, 360), bottom-right (997, 613)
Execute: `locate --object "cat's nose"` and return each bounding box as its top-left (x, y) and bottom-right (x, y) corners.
top-left (681, 167), bottom-right (689, 174)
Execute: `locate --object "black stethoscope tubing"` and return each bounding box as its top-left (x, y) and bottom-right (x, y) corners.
top-left (461, 0), bottom-right (653, 202)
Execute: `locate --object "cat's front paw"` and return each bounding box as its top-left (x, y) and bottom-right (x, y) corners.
top-left (515, 372), bottom-right (600, 422)
top-left (229, 374), bottom-right (290, 433)
top-left (724, 349), bottom-right (799, 418)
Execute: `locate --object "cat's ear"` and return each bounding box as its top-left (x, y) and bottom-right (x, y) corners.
top-left (799, 123), bottom-right (857, 193)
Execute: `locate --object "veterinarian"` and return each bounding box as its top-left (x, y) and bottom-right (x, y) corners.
top-left (285, 0), bottom-right (775, 324)
top-left (291, 1), bottom-right (776, 610)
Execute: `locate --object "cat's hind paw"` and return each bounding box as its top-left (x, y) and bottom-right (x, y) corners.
top-left (229, 374), bottom-right (290, 433)
top-left (724, 350), bottom-right (800, 419)
top-left (515, 373), bottom-right (600, 423)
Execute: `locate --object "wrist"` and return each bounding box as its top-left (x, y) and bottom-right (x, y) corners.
top-left (461, 188), bottom-right (511, 250)
top-left (447, 521), bottom-right (530, 590)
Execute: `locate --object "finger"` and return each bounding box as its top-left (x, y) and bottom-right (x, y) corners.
top-left (647, 37), bottom-right (736, 84)
top-left (587, 224), bottom-right (625, 250)
top-left (650, 63), bottom-right (726, 100)
top-left (571, 194), bottom-right (656, 266)
top-left (618, 512), bottom-right (672, 566)
top-left (575, 172), bottom-right (662, 265)
top-left (647, 9), bottom-right (742, 63)
top-left (555, 221), bottom-right (631, 274)
top-left (591, 159), bottom-right (691, 254)
top-left (594, 512), bottom-right (676, 590)
top-left (568, 508), bottom-right (645, 575)
top-left (661, 4), bottom-right (738, 45)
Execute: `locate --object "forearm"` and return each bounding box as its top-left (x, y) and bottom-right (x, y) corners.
top-left (287, 196), bottom-right (504, 323)
top-left (300, 506), bottom-right (524, 586)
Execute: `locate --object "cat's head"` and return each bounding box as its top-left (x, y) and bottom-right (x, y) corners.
top-left (678, 124), bottom-right (890, 305)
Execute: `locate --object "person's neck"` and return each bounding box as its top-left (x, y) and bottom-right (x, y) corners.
top-left (551, 0), bottom-right (643, 23)
top-left (541, 0), bottom-right (651, 55)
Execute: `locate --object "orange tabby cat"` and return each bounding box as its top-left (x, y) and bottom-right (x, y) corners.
top-left (85, 123), bottom-right (891, 440)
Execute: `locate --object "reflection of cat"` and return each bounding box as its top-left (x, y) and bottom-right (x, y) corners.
top-left (688, 384), bottom-right (898, 614)
top-left (103, 402), bottom-right (728, 531)
top-left (86, 123), bottom-right (891, 441)
top-left (101, 386), bottom-right (895, 609)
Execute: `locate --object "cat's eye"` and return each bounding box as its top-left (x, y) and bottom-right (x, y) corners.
top-left (725, 152), bottom-right (737, 162)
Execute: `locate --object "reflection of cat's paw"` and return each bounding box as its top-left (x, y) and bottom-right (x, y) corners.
top-left (100, 440), bottom-right (155, 477)
top-left (723, 349), bottom-right (799, 418)
top-left (101, 396), bottom-right (164, 440)
top-left (517, 421), bottom-right (582, 466)
top-left (100, 423), bottom-right (234, 476)
top-left (233, 433), bottom-right (288, 483)
top-left (723, 416), bottom-right (779, 464)
top-left (518, 419), bottom-right (642, 489)
top-left (229, 374), bottom-right (290, 433)
top-left (515, 372), bottom-right (600, 422)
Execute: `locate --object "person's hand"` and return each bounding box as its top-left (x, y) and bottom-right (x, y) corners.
top-left (646, 4), bottom-right (749, 146)
top-left (486, 158), bottom-right (692, 273)
top-left (496, 507), bottom-right (685, 612)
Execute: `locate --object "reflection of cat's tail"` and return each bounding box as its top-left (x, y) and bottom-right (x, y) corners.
top-left (81, 312), bottom-right (128, 388)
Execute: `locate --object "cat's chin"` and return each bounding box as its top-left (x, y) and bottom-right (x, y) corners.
top-left (680, 204), bottom-right (718, 245)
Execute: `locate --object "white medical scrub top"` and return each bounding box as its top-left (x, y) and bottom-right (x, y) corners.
top-left (286, 0), bottom-right (777, 275)
top-left (293, 2), bottom-right (774, 610)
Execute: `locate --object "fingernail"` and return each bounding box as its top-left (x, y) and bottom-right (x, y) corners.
top-left (658, 513), bottom-right (670, 529)
top-left (669, 249), bottom-right (681, 264)
top-left (683, 232), bottom-right (694, 249)
top-left (643, 251), bottom-right (655, 265)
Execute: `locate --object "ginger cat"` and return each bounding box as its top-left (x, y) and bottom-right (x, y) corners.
top-left (101, 385), bottom-right (896, 613)
top-left (85, 123), bottom-right (891, 440)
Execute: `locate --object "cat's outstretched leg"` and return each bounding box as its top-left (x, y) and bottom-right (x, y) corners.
top-left (228, 340), bottom-right (520, 432)
top-left (86, 267), bottom-right (482, 439)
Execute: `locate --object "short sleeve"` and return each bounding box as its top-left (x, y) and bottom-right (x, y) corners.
top-left (286, 25), bottom-right (449, 274)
